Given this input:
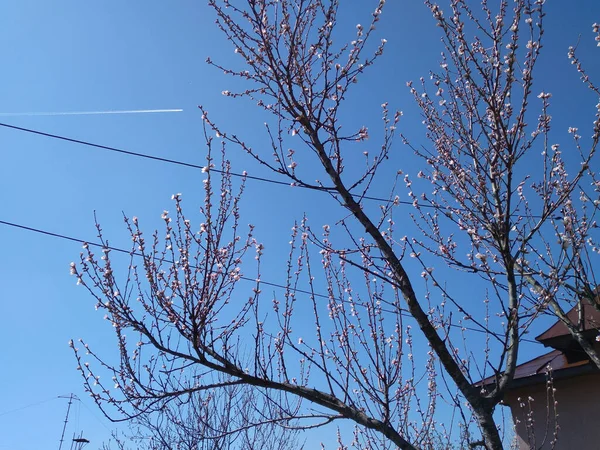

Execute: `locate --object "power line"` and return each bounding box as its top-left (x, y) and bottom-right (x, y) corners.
top-left (0, 219), bottom-right (327, 300)
top-left (0, 122), bottom-right (545, 343)
top-left (0, 396), bottom-right (60, 417)
top-left (0, 122), bottom-right (553, 221)
top-left (0, 122), bottom-right (409, 206)
top-left (0, 218), bottom-right (536, 343)
top-left (76, 397), bottom-right (113, 432)
top-left (0, 122), bottom-right (205, 170)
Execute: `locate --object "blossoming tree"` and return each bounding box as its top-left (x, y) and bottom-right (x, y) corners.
top-left (72, 1), bottom-right (600, 449)
top-left (100, 379), bottom-right (300, 450)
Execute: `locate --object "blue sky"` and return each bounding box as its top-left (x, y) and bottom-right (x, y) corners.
top-left (1, 1), bottom-right (599, 449)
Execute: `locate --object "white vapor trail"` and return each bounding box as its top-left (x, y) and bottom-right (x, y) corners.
top-left (0, 109), bottom-right (183, 117)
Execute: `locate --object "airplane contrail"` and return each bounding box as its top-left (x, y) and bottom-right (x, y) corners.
top-left (0, 109), bottom-right (183, 117)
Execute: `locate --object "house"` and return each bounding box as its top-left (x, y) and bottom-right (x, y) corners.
top-left (483, 303), bottom-right (600, 449)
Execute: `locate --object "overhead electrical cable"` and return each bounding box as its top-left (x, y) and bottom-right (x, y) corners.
top-left (0, 121), bottom-right (549, 221)
top-left (0, 218), bottom-right (529, 342)
top-left (0, 122), bottom-right (418, 206)
top-left (0, 396), bottom-right (60, 417)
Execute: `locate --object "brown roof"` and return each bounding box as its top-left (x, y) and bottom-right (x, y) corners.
top-left (512, 349), bottom-right (589, 379)
top-left (536, 302), bottom-right (600, 345)
top-left (479, 302), bottom-right (600, 390)
top-left (479, 348), bottom-right (596, 390)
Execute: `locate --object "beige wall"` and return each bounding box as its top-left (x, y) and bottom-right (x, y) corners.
top-left (505, 373), bottom-right (600, 449)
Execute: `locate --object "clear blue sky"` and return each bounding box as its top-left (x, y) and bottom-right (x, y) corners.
top-left (1, 1), bottom-right (599, 449)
